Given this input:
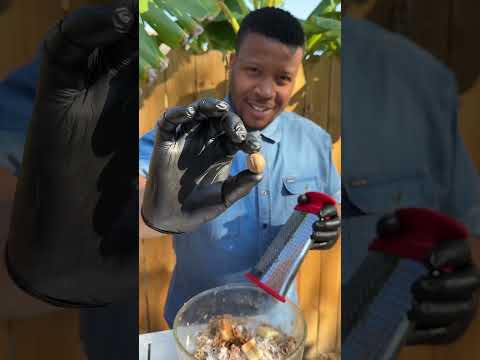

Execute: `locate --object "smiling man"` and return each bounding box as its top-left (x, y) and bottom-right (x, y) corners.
top-left (140, 7), bottom-right (341, 328)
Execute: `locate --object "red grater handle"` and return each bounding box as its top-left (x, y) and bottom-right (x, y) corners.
top-left (294, 192), bottom-right (337, 215)
top-left (369, 208), bottom-right (469, 268)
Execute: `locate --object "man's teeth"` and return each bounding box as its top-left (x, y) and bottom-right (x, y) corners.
top-left (250, 103), bottom-right (271, 112)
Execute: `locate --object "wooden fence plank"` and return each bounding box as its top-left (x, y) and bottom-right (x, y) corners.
top-left (194, 50), bottom-right (228, 100)
top-left (165, 50), bottom-right (197, 107)
top-left (297, 251), bottom-right (322, 359)
top-left (328, 57), bottom-right (341, 143)
top-left (139, 70), bottom-right (168, 136)
top-left (303, 56), bottom-right (332, 130)
top-left (143, 235), bottom-right (176, 332)
top-left (138, 238), bottom-right (150, 334)
top-left (0, 320), bottom-right (11, 360)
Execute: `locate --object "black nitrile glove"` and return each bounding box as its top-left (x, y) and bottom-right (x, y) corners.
top-left (407, 238), bottom-right (480, 345)
top-left (141, 98), bottom-right (263, 234)
top-left (6, 1), bottom-right (138, 307)
top-left (297, 194), bottom-right (340, 250)
top-left (377, 214), bottom-right (480, 345)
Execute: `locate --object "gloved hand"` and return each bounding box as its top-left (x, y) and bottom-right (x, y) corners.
top-left (297, 194), bottom-right (340, 250)
top-left (377, 214), bottom-right (480, 345)
top-left (407, 238), bottom-right (480, 345)
top-left (141, 98), bottom-right (263, 234)
top-left (6, 1), bottom-right (138, 306)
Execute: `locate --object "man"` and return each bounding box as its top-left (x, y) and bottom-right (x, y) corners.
top-left (1, 1), bottom-right (139, 359)
top-left (140, 7), bottom-right (342, 327)
top-left (342, 0), bottom-right (480, 353)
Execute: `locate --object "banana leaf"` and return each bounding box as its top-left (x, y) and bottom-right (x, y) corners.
top-left (203, 21), bottom-right (237, 52)
top-left (142, 2), bottom-right (188, 48)
top-left (218, 2), bottom-right (240, 33)
top-left (155, 0), bottom-right (220, 22)
top-left (307, 0), bottom-right (340, 18)
top-left (154, 0), bottom-right (203, 37)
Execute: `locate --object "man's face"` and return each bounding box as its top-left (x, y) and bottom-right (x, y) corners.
top-left (229, 32), bottom-right (303, 130)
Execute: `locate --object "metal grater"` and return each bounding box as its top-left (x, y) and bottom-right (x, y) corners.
top-left (245, 192), bottom-right (337, 302)
top-left (342, 208), bottom-right (469, 360)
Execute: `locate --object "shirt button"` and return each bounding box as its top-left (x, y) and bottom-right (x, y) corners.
top-left (261, 190), bottom-right (269, 196)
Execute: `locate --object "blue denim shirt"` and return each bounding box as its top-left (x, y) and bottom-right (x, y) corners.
top-left (342, 17), bottom-right (480, 355)
top-left (139, 106), bottom-right (341, 326)
top-left (342, 16), bottom-right (480, 285)
top-left (0, 59), bottom-right (39, 175)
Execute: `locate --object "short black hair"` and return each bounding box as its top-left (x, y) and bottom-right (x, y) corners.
top-left (236, 7), bottom-right (305, 52)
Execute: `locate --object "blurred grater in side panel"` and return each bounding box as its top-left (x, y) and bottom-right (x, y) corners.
top-left (245, 192), bottom-right (337, 302)
top-left (342, 208), bottom-right (469, 360)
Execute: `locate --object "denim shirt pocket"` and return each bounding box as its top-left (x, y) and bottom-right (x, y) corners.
top-left (344, 174), bottom-right (437, 214)
top-left (341, 173), bottom-right (437, 282)
top-left (280, 176), bottom-right (324, 219)
top-left (282, 175), bottom-right (323, 194)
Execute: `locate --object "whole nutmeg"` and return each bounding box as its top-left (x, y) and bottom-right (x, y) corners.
top-left (247, 152), bottom-right (265, 174)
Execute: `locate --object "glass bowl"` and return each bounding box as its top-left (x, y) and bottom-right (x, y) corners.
top-left (173, 283), bottom-right (306, 360)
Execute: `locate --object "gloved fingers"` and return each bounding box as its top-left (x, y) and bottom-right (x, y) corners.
top-left (220, 111), bottom-right (248, 144)
top-left (376, 213), bottom-right (401, 238)
top-left (43, 2), bottom-right (136, 89)
top-left (311, 231), bottom-right (338, 247)
top-left (160, 99), bottom-right (229, 140)
top-left (192, 98), bottom-right (231, 122)
top-left (159, 106), bottom-right (197, 140)
top-left (235, 132), bottom-right (262, 154)
top-left (412, 268), bottom-right (480, 301)
top-left (319, 204), bottom-right (338, 220)
top-left (429, 238), bottom-right (473, 269)
top-left (408, 299), bottom-right (475, 328)
top-left (405, 326), bottom-right (449, 346)
top-left (222, 170), bottom-right (263, 207)
top-left (406, 315), bottom-right (472, 345)
top-left (310, 236), bottom-right (337, 250)
top-left (313, 218), bottom-right (340, 232)
top-left (297, 194), bottom-right (309, 205)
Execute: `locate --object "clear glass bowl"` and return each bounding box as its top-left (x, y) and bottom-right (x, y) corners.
top-left (173, 283), bottom-right (306, 360)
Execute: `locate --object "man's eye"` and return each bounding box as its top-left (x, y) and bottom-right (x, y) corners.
top-left (247, 67), bottom-right (259, 74)
top-left (277, 75), bottom-right (292, 85)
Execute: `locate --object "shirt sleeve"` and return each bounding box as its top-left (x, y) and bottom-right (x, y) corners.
top-left (0, 59), bottom-right (40, 176)
top-left (139, 129), bottom-right (156, 178)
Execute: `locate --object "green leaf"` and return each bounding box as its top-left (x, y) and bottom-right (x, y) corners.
top-left (141, 4), bottom-right (188, 48)
top-left (139, 0), bottom-right (149, 13)
top-left (234, 0), bottom-right (250, 15)
top-left (203, 21), bottom-right (236, 51)
top-left (306, 15), bottom-right (340, 32)
top-left (155, 0), bottom-right (217, 22)
top-left (218, 1), bottom-right (240, 33)
top-left (305, 27), bottom-right (341, 56)
top-left (153, 0), bottom-right (203, 37)
top-left (307, 0), bottom-right (340, 19)
top-left (199, 0), bottom-right (223, 20)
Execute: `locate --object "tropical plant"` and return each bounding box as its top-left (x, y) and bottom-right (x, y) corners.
top-left (139, 0), bottom-right (340, 103)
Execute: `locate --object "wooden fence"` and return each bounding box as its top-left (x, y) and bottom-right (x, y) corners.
top-left (139, 49), bottom-right (342, 358)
